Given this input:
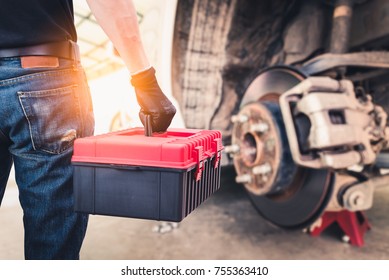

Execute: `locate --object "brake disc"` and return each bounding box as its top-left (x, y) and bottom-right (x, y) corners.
top-left (233, 66), bottom-right (334, 229)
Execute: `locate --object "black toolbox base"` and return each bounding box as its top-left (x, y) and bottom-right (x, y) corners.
top-left (73, 159), bottom-right (221, 222)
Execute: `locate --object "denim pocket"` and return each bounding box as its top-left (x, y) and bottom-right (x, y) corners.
top-left (18, 85), bottom-right (82, 154)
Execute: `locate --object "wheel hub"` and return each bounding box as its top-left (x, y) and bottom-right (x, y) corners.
top-left (232, 102), bottom-right (297, 196)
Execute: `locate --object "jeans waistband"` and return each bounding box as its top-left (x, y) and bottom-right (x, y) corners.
top-left (0, 41), bottom-right (80, 61)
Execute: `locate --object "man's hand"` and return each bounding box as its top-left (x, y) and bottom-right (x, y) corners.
top-left (131, 67), bottom-right (176, 133)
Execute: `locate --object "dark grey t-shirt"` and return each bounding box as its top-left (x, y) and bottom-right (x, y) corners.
top-left (0, 0), bottom-right (76, 48)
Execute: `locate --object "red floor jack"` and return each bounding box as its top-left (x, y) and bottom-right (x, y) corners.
top-left (310, 210), bottom-right (371, 247)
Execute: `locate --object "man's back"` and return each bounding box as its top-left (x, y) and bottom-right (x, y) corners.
top-left (0, 0), bottom-right (76, 48)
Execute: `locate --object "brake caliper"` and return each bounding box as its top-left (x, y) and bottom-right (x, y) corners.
top-left (279, 77), bottom-right (388, 169)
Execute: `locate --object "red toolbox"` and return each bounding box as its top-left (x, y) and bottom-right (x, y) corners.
top-left (71, 127), bottom-right (223, 222)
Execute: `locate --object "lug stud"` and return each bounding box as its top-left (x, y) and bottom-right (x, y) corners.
top-left (252, 162), bottom-right (272, 175)
top-left (235, 174), bottom-right (252, 184)
top-left (250, 122), bottom-right (269, 134)
top-left (224, 144), bottom-right (240, 154)
top-left (231, 114), bottom-right (249, 124)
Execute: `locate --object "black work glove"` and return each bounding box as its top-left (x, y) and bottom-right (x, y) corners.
top-left (130, 67), bottom-right (176, 133)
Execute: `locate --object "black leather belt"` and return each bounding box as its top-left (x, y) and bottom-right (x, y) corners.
top-left (0, 41), bottom-right (80, 61)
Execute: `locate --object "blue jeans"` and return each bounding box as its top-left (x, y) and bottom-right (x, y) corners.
top-left (0, 57), bottom-right (94, 259)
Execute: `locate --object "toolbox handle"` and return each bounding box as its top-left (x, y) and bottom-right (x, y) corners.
top-left (144, 114), bottom-right (153, 137)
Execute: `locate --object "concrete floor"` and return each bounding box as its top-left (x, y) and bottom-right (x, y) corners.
top-left (1, 166), bottom-right (389, 260)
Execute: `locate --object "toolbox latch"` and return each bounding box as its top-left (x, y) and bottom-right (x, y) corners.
top-left (212, 138), bottom-right (223, 168)
top-left (194, 146), bottom-right (205, 181)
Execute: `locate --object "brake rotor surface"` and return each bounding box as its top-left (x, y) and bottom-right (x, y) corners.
top-left (236, 67), bottom-right (334, 229)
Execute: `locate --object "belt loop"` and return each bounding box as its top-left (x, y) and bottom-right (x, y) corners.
top-left (69, 40), bottom-right (81, 63)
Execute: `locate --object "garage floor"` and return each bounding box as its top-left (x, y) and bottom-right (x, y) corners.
top-left (1, 166), bottom-right (388, 260)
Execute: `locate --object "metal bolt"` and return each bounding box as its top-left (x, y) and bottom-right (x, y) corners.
top-left (235, 174), bottom-right (252, 184)
top-left (348, 191), bottom-right (365, 209)
top-left (231, 114), bottom-right (249, 124)
top-left (342, 235), bottom-right (350, 243)
top-left (250, 122), bottom-right (269, 134)
top-left (354, 196), bottom-right (364, 207)
top-left (224, 144), bottom-right (240, 154)
top-left (152, 222), bottom-right (179, 234)
top-left (252, 162), bottom-right (272, 176)
top-left (372, 128), bottom-right (382, 138)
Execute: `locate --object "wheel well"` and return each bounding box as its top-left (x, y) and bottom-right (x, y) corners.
top-left (172, 0), bottom-right (389, 143)
top-left (172, 0), bottom-right (320, 142)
